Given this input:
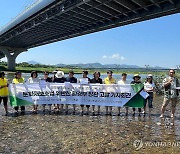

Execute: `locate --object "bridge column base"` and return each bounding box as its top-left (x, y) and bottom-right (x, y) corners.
top-left (0, 47), bottom-right (26, 71)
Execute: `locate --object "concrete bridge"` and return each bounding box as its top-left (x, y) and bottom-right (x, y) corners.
top-left (0, 0), bottom-right (180, 70)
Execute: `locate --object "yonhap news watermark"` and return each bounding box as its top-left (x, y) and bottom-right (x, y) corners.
top-left (133, 140), bottom-right (180, 150)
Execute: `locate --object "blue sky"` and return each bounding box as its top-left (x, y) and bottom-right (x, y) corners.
top-left (0, 0), bottom-right (180, 68)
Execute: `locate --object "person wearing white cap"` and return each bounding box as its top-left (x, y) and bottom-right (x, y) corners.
top-left (143, 74), bottom-right (155, 116)
top-left (53, 71), bottom-right (66, 112)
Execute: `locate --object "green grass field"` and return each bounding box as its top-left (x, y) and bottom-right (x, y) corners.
top-left (1, 65), bottom-right (180, 78)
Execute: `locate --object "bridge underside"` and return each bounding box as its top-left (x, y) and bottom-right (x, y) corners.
top-left (0, 0), bottom-right (180, 52)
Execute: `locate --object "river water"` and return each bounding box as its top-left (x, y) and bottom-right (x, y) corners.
top-left (0, 73), bottom-right (179, 153)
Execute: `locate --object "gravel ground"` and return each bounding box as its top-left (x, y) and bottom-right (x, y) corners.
top-left (0, 95), bottom-right (180, 154)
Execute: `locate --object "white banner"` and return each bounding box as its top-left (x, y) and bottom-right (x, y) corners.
top-left (9, 82), bottom-right (145, 107)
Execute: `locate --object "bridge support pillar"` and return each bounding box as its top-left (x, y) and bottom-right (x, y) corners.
top-left (0, 47), bottom-right (27, 71)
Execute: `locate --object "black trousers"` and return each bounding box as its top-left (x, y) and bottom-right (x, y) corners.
top-left (14, 106), bottom-right (25, 111)
top-left (133, 108), bottom-right (141, 112)
top-left (0, 97), bottom-right (8, 106)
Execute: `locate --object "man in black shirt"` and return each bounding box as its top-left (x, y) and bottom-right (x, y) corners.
top-left (42, 71), bottom-right (52, 113)
top-left (90, 71), bottom-right (102, 115)
top-left (66, 70), bottom-right (77, 114)
top-left (66, 70), bottom-right (77, 83)
top-left (80, 71), bottom-right (90, 115)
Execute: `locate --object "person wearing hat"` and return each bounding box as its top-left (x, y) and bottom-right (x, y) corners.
top-left (104, 70), bottom-right (116, 115)
top-left (143, 74), bottom-right (155, 116)
top-left (0, 72), bottom-right (9, 116)
top-left (66, 70), bottom-right (77, 114)
top-left (53, 71), bottom-right (66, 112)
top-left (131, 74), bottom-right (142, 116)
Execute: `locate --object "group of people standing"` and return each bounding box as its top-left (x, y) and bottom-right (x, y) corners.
top-left (0, 69), bottom-right (179, 118)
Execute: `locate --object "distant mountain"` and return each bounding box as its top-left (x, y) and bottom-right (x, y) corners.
top-left (56, 63), bottom-right (141, 69)
top-left (28, 60), bottom-right (41, 65)
top-left (26, 61), bottom-right (168, 69)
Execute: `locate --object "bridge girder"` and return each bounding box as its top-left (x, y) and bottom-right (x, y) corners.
top-left (0, 0), bottom-right (179, 49)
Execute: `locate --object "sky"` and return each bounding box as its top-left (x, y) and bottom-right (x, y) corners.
top-left (0, 0), bottom-right (180, 68)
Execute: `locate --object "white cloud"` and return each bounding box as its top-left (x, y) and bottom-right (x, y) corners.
top-left (102, 55), bottom-right (107, 59)
top-left (102, 53), bottom-right (125, 60)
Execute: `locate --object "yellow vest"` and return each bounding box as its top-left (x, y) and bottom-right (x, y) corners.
top-left (104, 77), bottom-right (116, 84)
top-left (12, 78), bottom-right (24, 84)
top-left (0, 78), bottom-right (9, 96)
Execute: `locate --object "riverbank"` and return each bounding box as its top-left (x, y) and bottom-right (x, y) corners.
top-left (0, 95), bottom-right (179, 153)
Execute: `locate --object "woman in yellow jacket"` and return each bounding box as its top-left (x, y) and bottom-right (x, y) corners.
top-left (0, 72), bottom-right (9, 115)
top-left (12, 71), bottom-right (25, 114)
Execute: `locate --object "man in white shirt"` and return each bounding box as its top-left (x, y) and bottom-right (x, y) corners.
top-left (118, 73), bottom-right (129, 116)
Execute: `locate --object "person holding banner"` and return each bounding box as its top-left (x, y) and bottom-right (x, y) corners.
top-left (104, 70), bottom-right (116, 115)
top-left (53, 71), bottom-right (66, 113)
top-left (42, 71), bottom-right (52, 113)
top-left (66, 70), bottom-right (77, 114)
top-left (79, 71), bottom-right (91, 115)
top-left (118, 73), bottom-right (129, 116)
top-left (28, 71), bottom-right (40, 114)
top-left (131, 74), bottom-right (142, 116)
top-left (90, 71), bottom-right (103, 115)
top-left (143, 74), bottom-right (155, 116)
top-left (160, 69), bottom-right (179, 118)
top-left (0, 72), bottom-right (9, 116)
top-left (12, 71), bottom-right (25, 114)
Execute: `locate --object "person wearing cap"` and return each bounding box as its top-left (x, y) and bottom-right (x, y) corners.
top-left (66, 70), bottom-right (77, 114)
top-left (90, 71), bottom-right (103, 115)
top-left (143, 74), bottom-right (155, 116)
top-left (53, 71), bottom-right (66, 112)
top-left (0, 72), bottom-right (9, 116)
top-left (80, 71), bottom-right (91, 115)
top-left (104, 70), bottom-right (116, 115)
top-left (41, 71), bottom-right (52, 113)
top-left (118, 73), bottom-right (129, 116)
top-left (12, 71), bottom-right (25, 115)
top-left (160, 69), bottom-right (179, 118)
top-left (131, 74), bottom-right (142, 116)
top-left (28, 71), bottom-right (40, 114)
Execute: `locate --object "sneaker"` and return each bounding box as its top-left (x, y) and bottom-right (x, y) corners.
top-left (160, 114), bottom-right (164, 118)
top-left (171, 114), bottom-right (174, 118)
top-left (142, 111), bottom-right (145, 114)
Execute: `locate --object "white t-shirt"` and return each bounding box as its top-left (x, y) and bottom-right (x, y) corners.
top-left (28, 77), bottom-right (40, 83)
top-left (144, 82), bottom-right (155, 92)
top-left (118, 80), bottom-right (129, 85)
